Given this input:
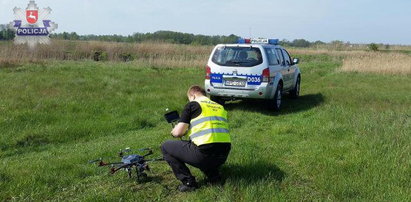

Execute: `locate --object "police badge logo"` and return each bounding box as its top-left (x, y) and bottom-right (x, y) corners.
top-left (9, 0), bottom-right (58, 48)
top-left (26, 10), bottom-right (39, 24)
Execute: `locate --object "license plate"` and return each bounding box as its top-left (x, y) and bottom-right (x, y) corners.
top-left (225, 80), bottom-right (246, 87)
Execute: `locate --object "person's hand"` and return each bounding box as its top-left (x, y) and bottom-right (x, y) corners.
top-left (170, 128), bottom-right (178, 138)
top-left (171, 122), bottom-right (189, 138)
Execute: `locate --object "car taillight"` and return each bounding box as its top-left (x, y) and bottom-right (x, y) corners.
top-left (262, 68), bottom-right (270, 82)
top-left (205, 66), bottom-right (211, 79)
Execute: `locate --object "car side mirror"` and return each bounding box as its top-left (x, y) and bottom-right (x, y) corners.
top-left (293, 58), bottom-right (299, 65)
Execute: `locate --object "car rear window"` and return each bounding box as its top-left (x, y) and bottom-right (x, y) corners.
top-left (212, 46), bottom-right (263, 67)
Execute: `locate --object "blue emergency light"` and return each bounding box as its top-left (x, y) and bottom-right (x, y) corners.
top-left (268, 39), bottom-right (279, 45)
top-left (237, 38), bottom-right (279, 45)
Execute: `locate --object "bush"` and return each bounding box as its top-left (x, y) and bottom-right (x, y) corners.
top-left (368, 43), bottom-right (379, 51)
top-left (291, 39), bottom-right (311, 48)
top-left (93, 51), bottom-right (108, 61)
top-left (119, 53), bottom-right (134, 62)
top-left (385, 44), bottom-right (390, 50)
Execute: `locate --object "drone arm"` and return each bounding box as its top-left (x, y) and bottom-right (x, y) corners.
top-left (143, 150), bottom-right (153, 157)
top-left (146, 157), bottom-right (164, 162)
top-left (98, 161), bottom-right (123, 167)
top-left (110, 164), bottom-right (130, 174)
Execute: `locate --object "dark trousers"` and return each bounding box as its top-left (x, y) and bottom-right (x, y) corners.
top-left (161, 140), bottom-right (230, 183)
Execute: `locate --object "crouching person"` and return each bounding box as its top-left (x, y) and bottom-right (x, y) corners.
top-left (161, 85), bottom-right (231, 192)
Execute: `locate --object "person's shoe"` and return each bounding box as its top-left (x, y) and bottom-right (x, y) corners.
top-left (177, 181), bottom-right (198, 192)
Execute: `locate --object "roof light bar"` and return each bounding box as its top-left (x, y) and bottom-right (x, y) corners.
top-left (237, 38), bottom-right (279, 45)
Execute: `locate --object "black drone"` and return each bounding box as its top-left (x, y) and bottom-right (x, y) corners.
top-left (89, 148), bottom-right (163, 182)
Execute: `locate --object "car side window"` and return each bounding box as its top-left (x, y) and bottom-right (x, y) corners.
top-left (276, 48), bottom-right (285, 66)
top-left (282, 49), bottom-right (292, 65)
top-left (212, 47), bottom-right (235, 64)
top-left (264, 48), bottom-right (279, 65)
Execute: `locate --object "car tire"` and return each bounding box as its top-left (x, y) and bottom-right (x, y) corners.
top-left (273, 83), bottom-right (282, 111)
top-left (289, 76), bottom-right (300, 99)
top-left (210, 95), bottom-right (225, 105)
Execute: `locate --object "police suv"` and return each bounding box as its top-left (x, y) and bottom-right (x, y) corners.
top-left (204, 38), bottom-right (301, 110)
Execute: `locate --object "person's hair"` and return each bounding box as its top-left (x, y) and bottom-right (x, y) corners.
top-left (187, 85), bottom-right (206, 96)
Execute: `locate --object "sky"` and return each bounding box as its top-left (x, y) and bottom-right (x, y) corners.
top-left (1, 0), bottom-right (410, 45)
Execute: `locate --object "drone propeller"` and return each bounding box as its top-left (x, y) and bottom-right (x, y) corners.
top-left (88, 157), bottom-right (124, 167)
top-left (119, 147), bottom-right (153, 157)
top-left (121, 147), bottom-right (151, 153)
top-left (88, 158), bottom-right (102, 164)
top-left (146, 157), bottom-right (164, 162)
top-left (119, 147), bottom-right (130, 157)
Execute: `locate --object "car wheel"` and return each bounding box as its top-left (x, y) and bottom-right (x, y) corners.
top-left (273, 83), bottom-right (282, 111)
top-left (210, 95), bottom-right (225, 105)
top-left (290, 76), bottom-right (300, 99)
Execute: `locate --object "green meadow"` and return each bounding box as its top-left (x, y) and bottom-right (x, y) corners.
top-left (0, 54), bottom-right (410, 201)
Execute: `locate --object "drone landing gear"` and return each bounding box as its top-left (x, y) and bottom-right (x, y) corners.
top-left (136, 165), bottom-right (149, 182)
top-left (127, 168), bottom-right (132, 178)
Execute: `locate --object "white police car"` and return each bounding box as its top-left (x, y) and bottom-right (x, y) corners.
top-left (204, 38), bottom-right (301, 110)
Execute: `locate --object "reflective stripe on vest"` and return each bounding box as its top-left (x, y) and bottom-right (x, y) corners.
top-left (187, 97), bottom-right (231, 146)
top-left (189, 128), bottom-right (230, 139)
top-left (189, 116), bottom-right (228, 129)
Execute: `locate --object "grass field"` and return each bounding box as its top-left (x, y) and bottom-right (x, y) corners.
top-left (0, 52), bottom-right (410, 201)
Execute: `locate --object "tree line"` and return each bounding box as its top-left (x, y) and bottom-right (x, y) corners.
top-left (0, 24), bottom-right (15, 40)
top-left (48, 31), bottom-right (332, 47)
top-left (0, 24), bottom-right (340, 47)
top-left (0, 24), bottom-right (388, 49)
top-left (49, 31), bottom-right (240, 45)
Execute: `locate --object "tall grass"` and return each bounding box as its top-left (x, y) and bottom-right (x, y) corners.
top-left (1, 40), bottom-right (411, 74)
top-left (341, 52), bottom-right (411, 75)
top-left (305, 43), bottom-right (411, 51)
top-left (289, 49), bottom-right (411, 75)
top-left (0, 40), bottom-right (212, 68)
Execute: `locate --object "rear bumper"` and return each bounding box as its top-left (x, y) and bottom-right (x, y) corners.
top-left (205, 80), bottom-right (273, 99)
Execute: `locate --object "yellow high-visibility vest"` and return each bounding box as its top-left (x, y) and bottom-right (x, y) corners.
top-left (187, 97), bottom-right (231, 146)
